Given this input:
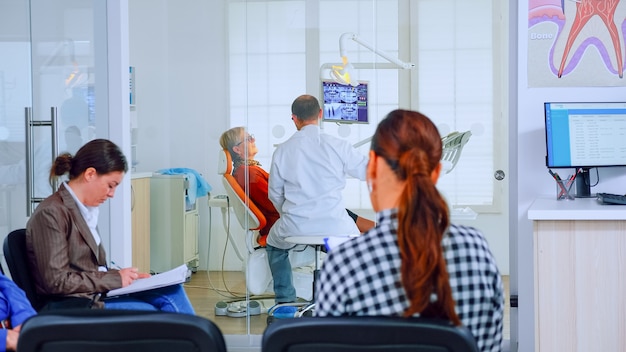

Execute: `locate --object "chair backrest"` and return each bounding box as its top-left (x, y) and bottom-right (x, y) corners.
top-left (18, 309), bottom-right (226, 352)
top-left (441, 130), bottom-right (472, 174)
top-left (217, 149), bottom-right (266, 251)
top-left (261, 316), bottom-right (479, 352)
top-left (3, 228), bottom-right (46, 311)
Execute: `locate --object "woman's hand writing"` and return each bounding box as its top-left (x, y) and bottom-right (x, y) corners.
top-left (118, 267), bottom-right (151, 287)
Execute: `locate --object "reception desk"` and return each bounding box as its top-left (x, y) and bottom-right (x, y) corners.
top-left (528, 197), bottom-right (626, 351)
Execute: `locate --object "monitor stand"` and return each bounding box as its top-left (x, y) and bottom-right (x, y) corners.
top-left (575, 168), bottom-right (594, 198)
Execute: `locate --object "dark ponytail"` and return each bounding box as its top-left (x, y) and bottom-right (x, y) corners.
top-left (49, 139), bottom-right (128, 184)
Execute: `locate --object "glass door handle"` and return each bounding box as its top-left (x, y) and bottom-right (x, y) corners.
top-left (25, 106), bottom-right (59, 216)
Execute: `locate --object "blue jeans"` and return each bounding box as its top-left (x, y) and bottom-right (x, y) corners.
top-left (104, 284), bottom-right (195, 315)
top-left (265, 244), bottom-right (296, 303)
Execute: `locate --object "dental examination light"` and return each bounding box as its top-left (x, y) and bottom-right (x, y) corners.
top-left (330, 56), bottom-right (356, 86)
top-left (40, 39), bottom-right (87, 89)
top-left (321, 32), bottom-right (415, 86)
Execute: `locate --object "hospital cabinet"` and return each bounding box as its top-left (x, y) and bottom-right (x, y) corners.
top-left (528, 197), bottom-right (626, 351)
top-left (149, 173), bottom-right (199, 273)
top-left (131, 174), bottom-right (151, 273)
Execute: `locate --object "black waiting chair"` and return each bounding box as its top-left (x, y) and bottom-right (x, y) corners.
top-left (18, 309), bottom-right (226, 352)
top-left (3, 228), bottom-right (48, 311)
top-left (4, 228), bottom-right (115, 311)
top-left (261, 316), bottom-right (478, 352)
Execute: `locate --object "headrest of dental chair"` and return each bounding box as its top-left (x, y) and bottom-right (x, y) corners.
top-left (217, 149), bottom-right (233, 176)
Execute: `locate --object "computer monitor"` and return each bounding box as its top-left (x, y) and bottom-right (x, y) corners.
top-left (321, 80), bottom-right (368, 124)
top-left (544, 102), bottom-right (626, 197)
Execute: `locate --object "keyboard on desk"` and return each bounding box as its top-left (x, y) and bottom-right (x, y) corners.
top-left (597, 193), bottom-right (626, 205)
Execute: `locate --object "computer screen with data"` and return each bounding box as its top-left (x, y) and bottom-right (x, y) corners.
top-left (321, 80), bottom-right (368, 124)
top-left (544, 102), bottom-right (626, 169)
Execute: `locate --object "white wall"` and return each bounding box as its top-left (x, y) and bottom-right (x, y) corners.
top-left (515, 1), bottom-right (626, 350)
top-left (129, 0), bottom-right (240, 271)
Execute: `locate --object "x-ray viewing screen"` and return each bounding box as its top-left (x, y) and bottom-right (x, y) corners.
top-left (321, 80), bottom-right (368, 124)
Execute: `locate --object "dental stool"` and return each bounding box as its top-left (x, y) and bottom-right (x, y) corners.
top-left (267, 235), bottom-right (346, 324)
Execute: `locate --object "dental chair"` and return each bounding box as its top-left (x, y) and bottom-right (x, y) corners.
top-left (217, 149), bottom-right (268, 274)
top-left (216, 150), bottom-right (315, 312)
top-left (439, 130), bottom-right (477, 219)
top-left (440, 130), bottom-right (472, 174)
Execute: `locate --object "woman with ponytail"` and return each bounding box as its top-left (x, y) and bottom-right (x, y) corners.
top-left (26, 139), bottom-right (195, 313)
top-left (315, 110), bottom-right (503, 352)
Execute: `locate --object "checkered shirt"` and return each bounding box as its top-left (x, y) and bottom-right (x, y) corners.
top-left (315, 208), bottom-right (504, 352)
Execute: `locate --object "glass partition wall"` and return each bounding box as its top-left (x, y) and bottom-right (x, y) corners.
top-left (0, 0), bottom-right (114, 259)
top-left (227, 0), bottom-right (407, 339)
top-left (229, 0), bottom-right (405, 212)
top-left (130, 0), bottom-right (503, 345)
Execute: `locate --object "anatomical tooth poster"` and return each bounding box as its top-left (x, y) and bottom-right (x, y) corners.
top-left (528, 0), bottom-right (626, 87)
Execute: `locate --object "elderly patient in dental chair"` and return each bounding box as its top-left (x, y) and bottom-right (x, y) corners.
top-left (219, 125), bottom-right (374, 304)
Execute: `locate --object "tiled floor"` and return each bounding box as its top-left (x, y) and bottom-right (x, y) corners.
top-left (185, 271), bottom-right (511, 350)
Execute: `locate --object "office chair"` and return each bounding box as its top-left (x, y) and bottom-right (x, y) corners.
top-left (261, 316), bottom-right (479, 352)
top-left (4, 229), bottom-right (118, 311)
top-left (18, 309), bottom-right (226, 352)
top-left (3, 228), bottom-right (48, 311)
top-left (441, 130), bottom-right (472, 174)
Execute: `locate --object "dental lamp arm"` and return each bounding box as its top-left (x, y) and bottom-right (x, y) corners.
top-left (353, 136), bottom-right (372, 148)
top-left (321, 62), bottom-right (408, 71)
top-left (324, 32), bottom-right (415, 86)
top-left (339, 32), bottom-right (415, 70)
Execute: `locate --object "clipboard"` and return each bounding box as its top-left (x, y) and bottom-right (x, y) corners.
top-left (106, 264), bottom-right (189, 298)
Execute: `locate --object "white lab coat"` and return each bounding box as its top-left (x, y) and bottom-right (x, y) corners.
top-left (267, 124), bottom-right (367, 249)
